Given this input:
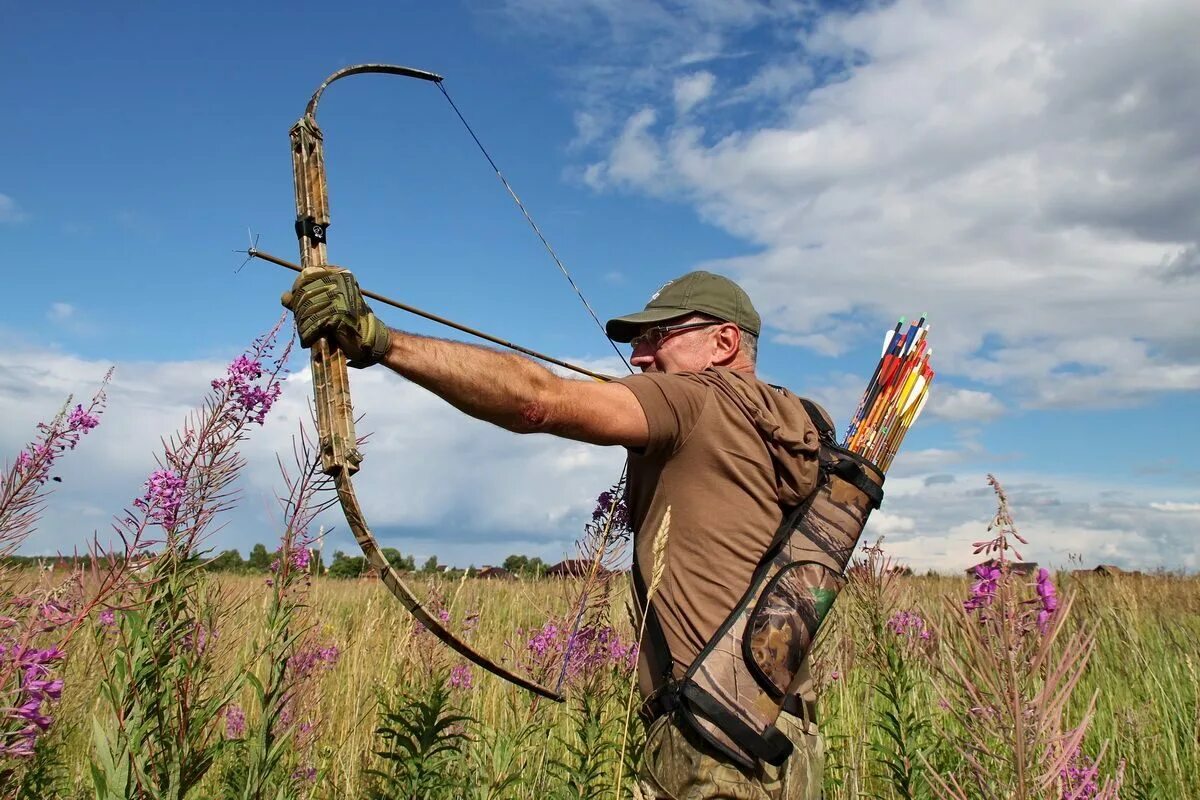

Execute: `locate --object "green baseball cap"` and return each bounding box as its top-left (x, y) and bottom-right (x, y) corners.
top-left (605, 270), bottom-right (762, 343)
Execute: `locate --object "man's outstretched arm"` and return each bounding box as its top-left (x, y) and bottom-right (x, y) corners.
top-left (282, 266), bottom-right (647, 447)
top-left (381, 329), bottom-right (649, 448)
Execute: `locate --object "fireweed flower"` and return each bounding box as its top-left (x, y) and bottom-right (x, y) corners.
top-left (287, 643), bottom-right (340, 680)
top-left (292, 765), bottom-right (318, 784)
top-left (291, 546), bottom-right (311, 572)
top-left (526, 622), bottom-right (639, 685)
top-left (9, 399), bottom-right (104, 492)
top-left (184, 625), bottom-right (215, 655)
top-left (211, 355), bottom-right (282, 426)
top-left (448, 663), bottom-right (473, 690)
top-left (527, 622), bottom-right (561, 662)
top-left (963, 562), bottom-right (1002, 613)
top-left (67, 404), bottom-right (100, 434)
top-left (224, 704), bottom-right (247, 739)
top-left (592, 487), bottom-right (632, 535)
top-left (0, 644), bottom-right (66, 757)
top-left (1059, 738), bottom-right (1100, 799)
top-left (133, 469), bottom-right (186, 529)
top-left (887, 610), bottom-right (931, 640)
top-left (1035, 568), bottom-right (1059, 633)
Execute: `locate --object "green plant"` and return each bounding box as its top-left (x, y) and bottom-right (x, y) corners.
top-left (848, 540), bottom-right (935, 800)
top-left (366, 677), bottom-right (473, 800)
top-left (89, 325), bottom-right (289, 800)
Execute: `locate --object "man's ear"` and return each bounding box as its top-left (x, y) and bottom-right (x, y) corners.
top-left (712, 323), bottom-right (742, 365)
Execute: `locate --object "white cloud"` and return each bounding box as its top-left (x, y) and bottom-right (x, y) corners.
top-left (865, 510), bottom-right (916, 537)
top-left (571, 110), bottom-right (605, 149)
top-left (871, 471), bottom-right (1200, 573)
top-left (1150, 502), bottom-right (1200, 514)
top-left (0, 193), bottom-right (28, 224)
top-left (930, 388), bottom-right (1005, 422)
top-left (586, 108), bottom-right (663, 190)
top-left (1160, 244), bottom-right (1200, 282)
top-left (47, 303), bottom-right (75, 322)
top-left (549, 0), bottom-right (1200, 410)
top-left (674, 71), bottom-right (716, 115)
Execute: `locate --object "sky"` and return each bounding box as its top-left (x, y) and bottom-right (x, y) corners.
top-left (2, 0), bottom-right (1198, 573)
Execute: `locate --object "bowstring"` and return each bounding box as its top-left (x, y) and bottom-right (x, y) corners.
top-left (435, 81), bottom-right (633, 376)
top-left (435, 80), bottom-right (639, 697)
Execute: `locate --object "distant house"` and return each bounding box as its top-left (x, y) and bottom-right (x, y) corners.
top-left (547, 559), bottom-right (610, 579)
top-left (1093, 564), bottom-right (1143, 577)
top-left (965, 559), bottom-right (1038, 577)
top-left (476, 566), bottom-right (516, 581)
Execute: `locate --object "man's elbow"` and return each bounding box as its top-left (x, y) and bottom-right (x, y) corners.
top-left (512, 398), bottom-right (553, 434)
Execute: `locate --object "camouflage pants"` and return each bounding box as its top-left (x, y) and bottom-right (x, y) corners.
top-left (637, 711), bottom-right (823, 800)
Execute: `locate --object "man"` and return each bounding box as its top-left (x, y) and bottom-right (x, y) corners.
top-left (285, 267), bottom-right (826, 799)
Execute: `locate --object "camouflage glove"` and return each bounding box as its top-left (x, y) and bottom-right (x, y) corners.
top-left (281, 267), bottom-right (390, 369)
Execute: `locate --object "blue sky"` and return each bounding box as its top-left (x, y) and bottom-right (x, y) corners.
top-left (3, 1), bottom-right (1198, 572)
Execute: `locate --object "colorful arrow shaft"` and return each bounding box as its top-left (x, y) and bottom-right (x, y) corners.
top-left (843, 315), bottom-right (933, 471)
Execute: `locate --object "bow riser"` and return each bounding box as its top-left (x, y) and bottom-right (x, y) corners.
top-left (290, 117), bottom-right (361, 478)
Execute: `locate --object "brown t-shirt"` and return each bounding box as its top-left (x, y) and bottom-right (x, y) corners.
top-left (620, 368), bottom-right (829, 704)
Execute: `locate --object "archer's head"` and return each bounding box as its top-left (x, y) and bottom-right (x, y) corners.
top-left (605, 271), bottom-right (760, 374)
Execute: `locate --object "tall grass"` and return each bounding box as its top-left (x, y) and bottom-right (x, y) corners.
top-left (9, 561), bottom-right (1196, 797)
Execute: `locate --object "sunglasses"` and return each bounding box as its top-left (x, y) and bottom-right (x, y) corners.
top-left (629, 321), bottom-right (722, 350)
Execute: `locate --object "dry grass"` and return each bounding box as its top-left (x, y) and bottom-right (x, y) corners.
top-left (27, 566), bottom-right (1199, 798)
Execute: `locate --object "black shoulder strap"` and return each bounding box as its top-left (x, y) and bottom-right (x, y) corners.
top-left (798, 397), bottom-right (837, 444)
top-left (680, 682), bottom-right (794, 767)
top-left (798, 397), bottom-right (884, 510)
top-left (631, 548), bottom-right (674, 685)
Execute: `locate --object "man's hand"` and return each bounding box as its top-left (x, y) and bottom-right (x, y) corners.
top-left (281, 267), bottom-right (391, 368)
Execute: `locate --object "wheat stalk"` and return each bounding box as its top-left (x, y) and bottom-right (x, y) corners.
top-left (615, 506), bottom-right (671, 795)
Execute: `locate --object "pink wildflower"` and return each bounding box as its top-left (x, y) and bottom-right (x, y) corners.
top-left (964, 562), bottom-right (1002, 613)
top-left (67, 404), bottom-right (100, 436)
top-left (449, 663), bottom-right (473, 690)
top-left (224, 704), bottom-right (246, 739)
top-left (292, 547), bottom-right (311, 572)
top-left (133, 469), bottom-right (186, 529)
top-left (211, 355), bottom-right (281, 426)
top-left (1035, 568), bottom-right (1059, 633)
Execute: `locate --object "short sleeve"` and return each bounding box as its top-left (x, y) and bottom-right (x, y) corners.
top-left (618, 373), bottom-right (710, 459)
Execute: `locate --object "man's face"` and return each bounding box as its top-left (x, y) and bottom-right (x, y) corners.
top-left (629, 314), bottom-right (734, 373)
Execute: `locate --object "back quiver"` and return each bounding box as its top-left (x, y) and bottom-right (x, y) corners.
top-left (665, 402), bottom-right (885, 768)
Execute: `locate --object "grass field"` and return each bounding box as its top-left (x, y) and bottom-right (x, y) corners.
top-left (13, 566), bottom-right (1192, 799)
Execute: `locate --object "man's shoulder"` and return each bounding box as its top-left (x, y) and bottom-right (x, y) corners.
top-left (704, 369), bottom-right (835, 433)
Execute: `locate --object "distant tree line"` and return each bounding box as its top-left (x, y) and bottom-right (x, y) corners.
top-left (501, 554), bottom-right (548, 577)
top-left (3, 549), bottom-right (559, 580)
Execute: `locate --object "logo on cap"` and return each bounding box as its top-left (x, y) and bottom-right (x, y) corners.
top-left (649, 280), bottom-right (674, 302)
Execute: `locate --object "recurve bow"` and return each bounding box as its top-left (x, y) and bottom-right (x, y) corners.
top-left (288, 64), bottom-right (564, 702)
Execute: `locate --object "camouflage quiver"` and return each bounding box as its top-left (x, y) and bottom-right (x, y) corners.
top-left (643, 399), bottom-right (884, 769)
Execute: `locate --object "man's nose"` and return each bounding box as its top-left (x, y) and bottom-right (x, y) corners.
top-left (629, 346), bottom-right (656, 371)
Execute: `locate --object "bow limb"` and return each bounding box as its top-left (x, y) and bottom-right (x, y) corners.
top-left (291, 65), bottom-right (562, 703)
